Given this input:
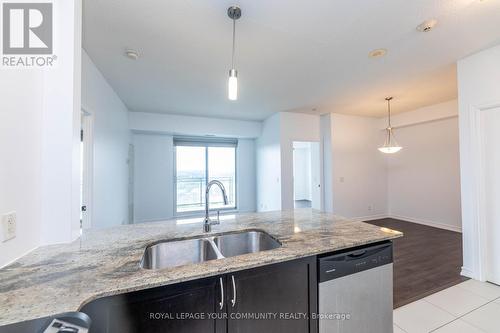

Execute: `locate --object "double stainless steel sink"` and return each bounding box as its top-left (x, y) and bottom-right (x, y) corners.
top-left (141, 230), bottom-right (282, 270)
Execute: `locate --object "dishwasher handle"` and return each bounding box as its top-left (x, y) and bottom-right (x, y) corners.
top-left (319, 242), bottom-right (393, 282)
top-left (347, 250), bottom-right (367, 258)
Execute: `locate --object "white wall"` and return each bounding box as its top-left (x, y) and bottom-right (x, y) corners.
top-left (133, 134), bottom-right (256, 223)
top-left (385, 100), bottom-right (458, 129)
top-left (330, 114), bottom-right (388, 219)
top-left (321, 103), bottom-right (461, 228)
top-left (256, 114), bottom-right (282, 212)
top-left (236, 139), bottom-right (257, 212)
top-left (256, 112), bottom-right (322, 211)
top-left (387, 100), bottom-right (462, 232)
top-left (0, 71), bottom-right (43, 266)
top-left (310, 142), bottom-right (322, 210)
top-left (133, 134), bottom-right (174, 222)
top-left (40, 0), bottom-right (82, 245)
top-left (458, 43), bottom-right (500, 281)
top-left (321, 114), bottom-right (334, 213)
top-left (129, 112), bottom-right (261, 139)
top-left (130, 111), bottom-right (259, 221)
top-left (82, 50), bottom-right (130, 229)
top-left (0, 0), bottom-right (82, 267)
top-left (482, 108), bottom-right (500, 284)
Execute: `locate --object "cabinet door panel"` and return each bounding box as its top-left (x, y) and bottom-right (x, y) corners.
top-left (82, 277), bottom-right (224, 333)
top-left (227, 258), bottom-right (316, 333)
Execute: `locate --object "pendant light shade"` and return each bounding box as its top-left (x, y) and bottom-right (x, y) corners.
top-left (227, 6), bottom-right (241, 101)
top-left (379, 97), bottom-right (402, 154)
top-left (228, 69), bottom-right (238, 101)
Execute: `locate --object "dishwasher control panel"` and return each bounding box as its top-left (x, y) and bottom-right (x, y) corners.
top-left (318, 241), bottom-right (393, 282)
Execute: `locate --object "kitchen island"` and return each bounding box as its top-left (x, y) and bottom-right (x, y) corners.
top-left (0, 209), bottom-right (402, 328)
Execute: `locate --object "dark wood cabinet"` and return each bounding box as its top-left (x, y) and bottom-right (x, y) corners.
top-left (82, 257), bottom-right (317, 333)
top-left (82, 277), bottom-right (226, 333)
top-left (227, 257), bottom-right (317, 333)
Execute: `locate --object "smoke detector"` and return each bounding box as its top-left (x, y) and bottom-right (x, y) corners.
top-left (369, 48), bottom-right (387, 58)
top-left (416, 19), bottom-right (438, 32)
top-left (125, 49), bottom-right (140, 60)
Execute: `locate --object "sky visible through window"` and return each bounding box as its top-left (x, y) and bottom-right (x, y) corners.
top-left (176, 146), bottom-right (236, 212)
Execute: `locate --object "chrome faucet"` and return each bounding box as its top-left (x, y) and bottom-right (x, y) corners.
top-left (204, 180), bottom-right (229, 233)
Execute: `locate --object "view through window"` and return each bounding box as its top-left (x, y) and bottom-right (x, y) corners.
top-left (175, 141), bottom-right (236, 213)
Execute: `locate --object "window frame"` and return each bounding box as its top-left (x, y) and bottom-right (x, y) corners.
top-left (173, 140), bottom-right (238, 216)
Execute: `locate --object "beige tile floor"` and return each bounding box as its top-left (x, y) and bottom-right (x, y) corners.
top-left (393, 279), bottom-right (500, 332)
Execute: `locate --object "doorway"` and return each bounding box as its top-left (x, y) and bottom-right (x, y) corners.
top-left (293, 141), bottom-right (322, 210)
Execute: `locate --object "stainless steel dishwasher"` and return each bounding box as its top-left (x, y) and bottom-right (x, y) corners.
top-left (318, 241), bottom-right (393, 333)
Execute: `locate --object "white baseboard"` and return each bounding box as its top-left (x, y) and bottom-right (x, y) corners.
top-left (461, 266), bottom-right (476, 279)
top-left (71, 228), bottom-right (82, 241)
top-left (350, 214), bottom-right (389, 222)
top-left (389, 214), bottom-right (462, 233)
top-left (0, 246), bottom-right (38, 269)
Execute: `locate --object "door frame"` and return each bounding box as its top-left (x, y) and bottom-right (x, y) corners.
top-left (81, 106), bottom-right (94, 230)
top-left (291, 141), bottom-right (323, 211)
top-left (461, 100), bottom-right (500, 282)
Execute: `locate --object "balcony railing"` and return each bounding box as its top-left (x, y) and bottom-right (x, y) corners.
top-left (176, 176), bottom-right (235, 212)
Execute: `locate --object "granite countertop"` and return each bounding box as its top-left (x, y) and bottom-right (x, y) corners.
top-left (0, 209), bottom-right (402, 326)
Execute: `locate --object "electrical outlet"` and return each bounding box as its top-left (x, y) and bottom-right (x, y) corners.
top-left (1, 212), bottom-right (16, 242)
top-left (368, 205), bottom-right (373, 211)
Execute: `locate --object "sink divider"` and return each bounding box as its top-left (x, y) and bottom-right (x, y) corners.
top-left (206, 237), bottom-right (226, 260)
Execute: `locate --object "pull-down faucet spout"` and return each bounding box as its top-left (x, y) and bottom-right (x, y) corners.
top-left (204, 180), bottom-right (229, 233)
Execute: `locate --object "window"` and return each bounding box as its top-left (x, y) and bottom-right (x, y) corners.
top-left (174, 137), bottom-right (237, 214)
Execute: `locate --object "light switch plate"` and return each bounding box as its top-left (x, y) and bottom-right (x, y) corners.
top-left (1, 212), bottom-right (16, 242)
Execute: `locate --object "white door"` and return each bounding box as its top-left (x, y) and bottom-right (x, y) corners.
top-left (293, 146), bottom-right (311, 202)
top-left (310, 142), bottom-right (322, 210)
top-left (482, 107), bottom-right (500, 284)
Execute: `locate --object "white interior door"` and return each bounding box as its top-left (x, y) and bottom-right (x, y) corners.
top-left (482, 107), bottom-right (500, 284)
top-left (292, 141), bottom-right (322, 210)
top-left (293, 146), bottom-right (311, 201)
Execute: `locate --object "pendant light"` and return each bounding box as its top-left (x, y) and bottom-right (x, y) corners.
top-left (227, 6), bottom-right (241, 101)
top-left (378, 97), bottom-right (403, 154)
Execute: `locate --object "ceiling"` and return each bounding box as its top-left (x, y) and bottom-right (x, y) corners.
top-left (83, 0), bottom-right (500, 120)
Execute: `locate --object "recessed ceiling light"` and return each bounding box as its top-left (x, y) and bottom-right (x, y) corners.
top-left (125, 49), bottom-right (139, 60)
top-left (416, 19), bottom-right (438, 32)
top-left (369, 48), bottom-right (387, 58)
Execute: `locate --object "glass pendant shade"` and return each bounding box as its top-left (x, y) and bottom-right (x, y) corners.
top-left (379, 97), bottom-right (402, 154)
top-left (228, 69), bottom-right (238, 101)
top-left (378, 127), bottom-right (402, 154)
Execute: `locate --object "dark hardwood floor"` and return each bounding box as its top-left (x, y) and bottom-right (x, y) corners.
top-left (366, 218), bottom-right (468, 309)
